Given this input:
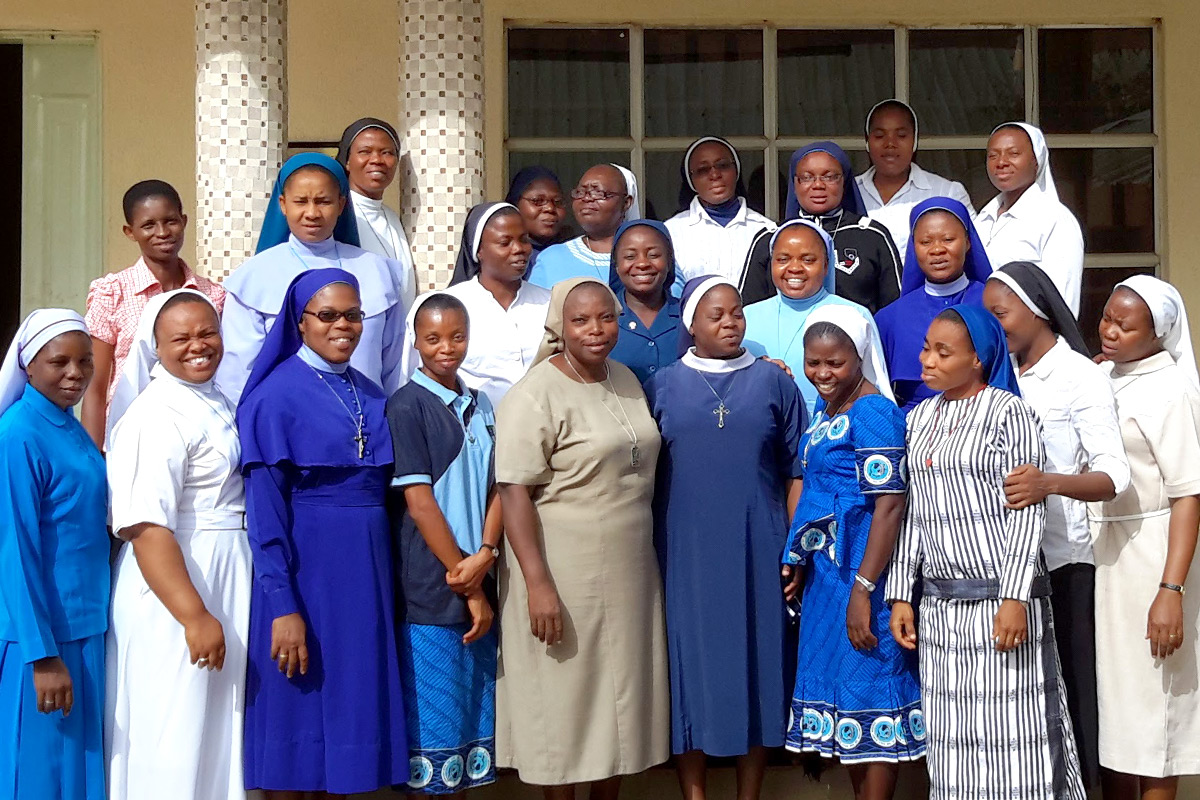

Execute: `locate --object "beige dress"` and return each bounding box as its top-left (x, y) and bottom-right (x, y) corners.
top-left (494, 358), bottom-right (670, 785)
top-left (1091, 351), bottom-right (1200, 777)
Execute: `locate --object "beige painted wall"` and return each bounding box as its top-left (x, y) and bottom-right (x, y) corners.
top-left (2, 0), bottom-right (196, 278)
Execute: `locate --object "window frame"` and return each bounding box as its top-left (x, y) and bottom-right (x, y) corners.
top-left (504, 22), bottom-right (1161, 273)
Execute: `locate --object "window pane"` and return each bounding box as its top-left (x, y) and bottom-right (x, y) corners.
top-left (908, 150), bottom-right (993, 211)
top-left (508, 150), bottom-right (630, 236)
top-left (508, 29), bottom-right (630, 138)
top-left (1054, 148), bottom-right (1154, 253)
top-left (909, 29), bottom-right (1024, 135)
top-left (1038, 28), bottom-right (1152, 134)
top-left (644, 29), bottom-right (763, 138)
top-left (644, 149), bottom-right (766, 222)
top-left (1080, 266), bottom-right (1156, 354)
top-left (777, 29), bottom-right (895, 137)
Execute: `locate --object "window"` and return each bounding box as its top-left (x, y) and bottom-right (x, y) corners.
top-left (505, 24), bottom-right (1158, 348)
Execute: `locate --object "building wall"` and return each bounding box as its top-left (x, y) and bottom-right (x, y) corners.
top-left (482, 0), bottom-right (1200, 347)
top-left (2, 0), bottom-right (196, 273)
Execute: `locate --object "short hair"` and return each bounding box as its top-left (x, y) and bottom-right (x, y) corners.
top-left (153, 293), bottom-right (217, 339)
top-left (414, 293), bottom-right (470, 330)
top-left (803, 321), bottom-right (857, 353)
top-left (122, 179), bottom-right (183, 223)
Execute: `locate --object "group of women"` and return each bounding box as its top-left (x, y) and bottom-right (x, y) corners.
top-left (2, 101), bottom-right (1197, 800)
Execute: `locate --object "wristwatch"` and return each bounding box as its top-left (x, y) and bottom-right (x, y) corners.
top-left (854, 573), bottom-right (877, 592)
top-left (479, 543), bottom-right (500, 559)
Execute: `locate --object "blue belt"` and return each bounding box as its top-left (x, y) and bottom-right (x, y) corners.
top-left (922, 574), bottom-right (1051, 600)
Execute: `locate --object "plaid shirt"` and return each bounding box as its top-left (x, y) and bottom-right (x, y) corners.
top-left (85, 258), bottom-right (226, 404)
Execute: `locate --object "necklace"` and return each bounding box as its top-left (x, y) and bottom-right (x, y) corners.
top-left (919, 390), bottom-right (983, 468)
top-left (826, 375), bottom-right (866, 417)
top-left (694, 369), bottom-right (736, 428)
top-left (305, 362), bottom-right (368, 458)
top-left (442, 392), bottom-right (477, 444)
top-left (564, 354), bottom-right (641, 468)
top-left (289, 241), bottom-right (344, 272)
top-left (775, 304), bottom-right (808, 366)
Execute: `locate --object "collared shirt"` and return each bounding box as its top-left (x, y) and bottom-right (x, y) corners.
top-left (388, 370), bottom-right (495, 625)
top-left (665, 197), bottom-right (776, 291)
top-left (0, 385), bottom-right (109, 656)
top-left (1017, 337), bottom-right (1130, 571)
top-left (856, 163), bottom-right (975, 258)
top-left (441, 277), bottom-right (552, 408)
top-left (85, 258), bottom-right (226, 404)
top-left (975, 194), bottom-right (1085, 316)
top-left (610, 294), bottom-right (682, 384)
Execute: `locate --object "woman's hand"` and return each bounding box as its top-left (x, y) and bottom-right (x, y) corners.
top-left (183, 610), bottom-right (226, 671)
top-left (1003, 464), bottom-right (1053, 509)
top-left (32, 656), bottom-right (72, 715)
top-left (463, 591), bottom-right (495, 644)
top-left (781, 565), bottom-right (803, 604)
top-left (447, 550), bottom-right (495, 596)
top-left (271, 613), bottom-right (309, 678)
top-left (527, 580), bottom-right (563, 645)
top-left (992, 599), bottom-right (1028, 652)
top-left (846, 586), bottom-right (878, 650)
top-left (759, 356), bottom-right (793, 378)
top-left (889, 601), bottom-right (917, 650)
top-left (1147, 588), bottom-right (1185, 658)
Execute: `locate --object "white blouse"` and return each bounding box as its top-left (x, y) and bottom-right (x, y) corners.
top-left (107, 365), bottom-right (244, 534)
top-left (856, 163), bottom-right (975, 258)
top-left (441, 277), bottom-right (552, 409)
top-left (665, 197), bottom-right (775, 288)
top-left (351, 190), bottom-right (417, 309)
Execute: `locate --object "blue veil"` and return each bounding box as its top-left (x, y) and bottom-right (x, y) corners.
top-left (946, 303), bottom-right (1021, 397)
top-left (255, 153), bottom-right (361, 254)
top-left (901, 197), bottom-right (993, 295)
top-left (784, 141), bottom-right (867, 220)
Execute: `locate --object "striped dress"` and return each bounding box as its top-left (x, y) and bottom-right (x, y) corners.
top-left (884, 386), bottom-right (1086, 800)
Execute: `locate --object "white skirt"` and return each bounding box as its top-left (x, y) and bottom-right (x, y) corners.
top-left (105, 514), bottom-right (252, 800)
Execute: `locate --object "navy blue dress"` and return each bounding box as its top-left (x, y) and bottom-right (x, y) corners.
top-left (645, 356), bottom-right (805, 756)
top-left (239, 355), bottom-right (407, 793)
top-left (610, 293), bottom-right (682, 384)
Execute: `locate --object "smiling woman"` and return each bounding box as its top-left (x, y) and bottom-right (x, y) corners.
top-left (337, 118), bottom-right (416, 307)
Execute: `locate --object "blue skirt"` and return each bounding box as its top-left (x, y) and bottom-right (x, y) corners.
top-left (244, 474), bottom-right (408, 793)
top-left (788, 556), bottom-right (926, 764)
top-left (400, 622), bottom-right (497, 794)
top-left (0, 635), bottom-right (105, 800)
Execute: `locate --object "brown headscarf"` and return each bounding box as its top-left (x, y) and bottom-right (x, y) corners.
top-left (533, 277), bottom-right (622, 366)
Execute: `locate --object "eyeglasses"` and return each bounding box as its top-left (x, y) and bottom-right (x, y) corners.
top-left (303, 309), bottom-right (365, 323)
top-left (520, 194), bottom-right (567, 210)
top-left (796, 173), bottom-right (844, 186)
top-left (688, 160), bottom-right (736, 179)
top-left (570, 188), bottom-right (627, 202)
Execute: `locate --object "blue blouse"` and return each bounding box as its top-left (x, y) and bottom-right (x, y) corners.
top-left (610, 294), bottom-right (683, 384)
top-left (0, 385), bottom-right (109, 659)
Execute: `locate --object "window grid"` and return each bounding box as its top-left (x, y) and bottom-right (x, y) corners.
top-left (505, 22), bottom-right (1160, 270)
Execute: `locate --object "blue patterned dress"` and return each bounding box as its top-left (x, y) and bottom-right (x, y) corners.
top-left (785, 393), bottom-right (925, 763)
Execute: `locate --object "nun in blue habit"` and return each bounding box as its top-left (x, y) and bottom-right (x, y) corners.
top-left (236, 268), bottom-right (408, 794)
top-left (874, 197), bottom-right (993, 412)
top-left (217, 152), bottom-right (406, 405)
top-left (607, 219), bottom-right (683, 384)
top-left (743, 219), bottom-right (884, 418)
top-left (644, 276), bottom-right (804, 768)
top-left (0, 310), bottom-right (108, 800)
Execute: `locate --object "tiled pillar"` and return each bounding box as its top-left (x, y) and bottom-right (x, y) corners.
top-left (401, 0), bottom-right (485, 290)
top-left (195, 0), bottom-right (287, 281)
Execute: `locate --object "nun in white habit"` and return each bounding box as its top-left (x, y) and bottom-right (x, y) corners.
top-left (337, 117), bottom-right (418, 308)
top-left (975, 122), bottom-right (1086, 316)
top-left (1091, 275), bottom-right (1200, 784)
top-left (104, 289), bottom-right (250, 800)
